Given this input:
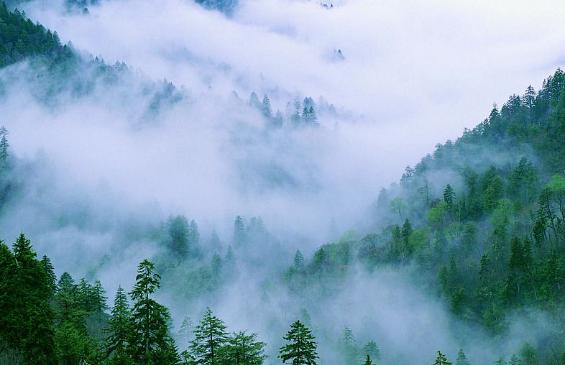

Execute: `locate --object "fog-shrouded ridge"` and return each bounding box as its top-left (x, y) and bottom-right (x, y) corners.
top-left (0, 0), bottom-right (564, 364)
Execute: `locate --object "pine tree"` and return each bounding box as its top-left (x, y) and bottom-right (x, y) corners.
top-left (221, 331), bottom-right (266, 365)
top-left (363, 341), bottom-right (380, 363)
top-left (456, 349), bottom-right (471, 365)
top-left (234, 216), bottom-right (246, 246)
top-left (11, 234), bottom-right (57, 364)
top-left (302, 97), bottom-right (317, 125)
top-left (341, 327), bottom-right (359, 365)
top-left (433, 351), bottom-right (452, 365)
top-left (92, 280), bottom-right (108, 312)
top-left (0, 126), bottom-right (9, 169)
top-left (508, 355), bottom-right (520, 365)
top-left (40, 255), bottom-right (57, 295)
top-left (363, 355), bottom-right (373, 365)
top-left (279, 320), bottom-right (318, 365)
top-left (129, 259), bottom-right (179, 364)
top-left (249, 92), bottom-right (261, 109)
top-left (261, 95), bottom-right (272, 119)
top-left (291, 100), bottom-right (302, 126)
top-left (443, 184), bottom-right (455, 209)
top-left (106, 287), bottom-right (133, 365)
top-left (190, 307), bottom-right (229, 365)
top-left (294, 250), bottom-right (305, 269)
top-left (188, 219), bottom-right (200, 255)
top-left (168, 216), bottom-right (190, 258)
top-left (0, 241), bottom-right (16, 349)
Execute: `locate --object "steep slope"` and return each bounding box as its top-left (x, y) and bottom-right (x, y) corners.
top-left (0, 2), bottom-right (72, 67)
top-left (286, 69), bottom-right (565, 363)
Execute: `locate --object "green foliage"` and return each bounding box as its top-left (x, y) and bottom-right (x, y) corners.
top-left (105, 287), bottom-right (133, 364)
top-left (433, 351), bottom-right (452, 365)
top-left (2, 234), bottom-right (57, 364)
top-left (282, 69), bottom-right (565, 362)
top-left (0, 3), bottom-right (73, 67)
top-left (279, 320), bottom-right (318, 365)
top-left (190, 308), bottom-right (229, 364)
top-left (129, 259), bottom-right (179, 364)
top-left (340, 327), bottom-right (360, 365)
top-left (220, 331), bottom-right (266, 365)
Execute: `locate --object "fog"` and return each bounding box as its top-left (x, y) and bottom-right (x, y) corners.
top-left (1, 0), bottom-right (564, 363)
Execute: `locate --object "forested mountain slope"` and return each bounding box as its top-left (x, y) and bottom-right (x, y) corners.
top-left (0, 2), bottom-right (71, 67)
top-left (285, 69), bottom-right (565, 363)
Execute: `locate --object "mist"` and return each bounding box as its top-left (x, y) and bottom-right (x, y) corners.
top-left (0, 0), bottom-right (564, 364)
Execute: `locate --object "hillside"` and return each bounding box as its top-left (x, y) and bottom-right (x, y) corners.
top-left (285, 69), bottom-right (565, 363)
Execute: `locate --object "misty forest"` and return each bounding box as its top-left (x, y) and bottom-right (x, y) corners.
top-left (0, 0), bottom-right (564, 364)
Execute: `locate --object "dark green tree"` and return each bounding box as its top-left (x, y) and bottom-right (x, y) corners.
top-left (221, 331), bottom-right (266, 365)
top-left (129, 259), bottom-right (179, 364)
top-left (106, 286), bottom-right (133, 365)
top-left (279, 320), bottom-right (318, 365)
top-left (443, 184), bottom-right (455, 209)
top-left (11, 234), bottom-right (57, 364)
top-left (190, 307), bottom-right (229, 365)
top-left (433, 351), bottom-right (452, 365)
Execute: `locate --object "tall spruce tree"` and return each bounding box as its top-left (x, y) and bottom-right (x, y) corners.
top-left (11, 234), bottom-right (56, 364)
top-left (279, 320), bottom-right (318, 365)
top-left (130, 259), bottom-right (179, 364)
top-left (106, 286), bottom-right (133, 365)
top-left (363, 341), bottom-right (380, 363)
top-left (341, 327), bottom-right (360, 365)
top-left (455, 349), bottom-right (471, 365)
top-left (433, 351), bottom-right (453, 365)
top-left (190, 308), bottom-right (229, 364)
top-left (221, 331), bottom-right (266, 365)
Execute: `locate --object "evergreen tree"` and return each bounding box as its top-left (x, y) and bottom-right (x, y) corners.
top-left (433, 351), bottom-right (452, 365)
top-left (129, 259), bottom-right (179, 364)
top-left (13, 234), bottom-right (57, 364)
top-left (249, 92), bottom-right (261, 108)
top-left (0, 127), bottom-right (9, 170)
top-left (190, 307), bottom-right (229, 365)
top-left (363, 341), bottom-right (380, 363)
top-left (261, 95), bottom-right (272, 118)
top-left (456, 349), bottom-right (471, 365)
top-left (0, 241), bottom-right (16, 350)
top-left (291, 99), bottom-right (302, 126)
top-left (363, 355), bottom-right (373, 365)
top-left (168, 216), bottom-right (190, 258)
top-left (106, 286), bottom-right (133, 365)
top-left (294, 250), bottom-right (305, 268)
top-left (341, 327), bottom-right (360, 365)
top-left (443, 184), bottom-right (455, 209)
top-left (234, 216), bottom-right (246, 246)
top-left (508, 355), bottom-right (520, 365)
top-left (221, 331), bottom-right (266, 365)
top-left (40, 255), bottom-right (57, 294)
top-left (188, 219), bottom-right (201, 255)
top-left (279, 320), bottom-right (318, 365)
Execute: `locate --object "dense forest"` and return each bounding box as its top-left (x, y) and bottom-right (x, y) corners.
top-left (0, 1), bottom-right (564, 365)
